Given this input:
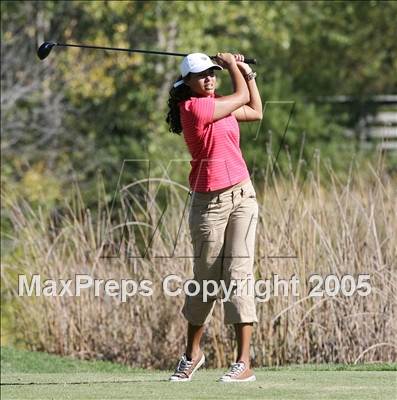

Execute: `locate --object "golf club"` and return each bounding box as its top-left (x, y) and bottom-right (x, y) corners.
top-left (37, 41), bottom-right (257, 64)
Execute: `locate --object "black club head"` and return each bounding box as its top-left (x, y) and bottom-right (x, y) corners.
top-left (37, 41), bottom-right (56, 60)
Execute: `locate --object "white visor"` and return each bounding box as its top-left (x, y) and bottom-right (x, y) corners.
top-left (173, 53), bottom-right (222, 88)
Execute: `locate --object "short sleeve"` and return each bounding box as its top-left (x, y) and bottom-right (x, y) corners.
top-left (182, 97), bottom-right (215, 126)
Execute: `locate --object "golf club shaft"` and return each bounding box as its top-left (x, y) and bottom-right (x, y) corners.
top-left (52, 42), bottom-right (257, 64)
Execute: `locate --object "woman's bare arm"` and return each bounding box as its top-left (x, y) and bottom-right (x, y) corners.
top-left (232, 58), bottom-right (262, 122)
top-left (213, 53), bottom-right (250, 121)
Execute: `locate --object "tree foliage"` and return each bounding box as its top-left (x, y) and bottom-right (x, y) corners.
top-left (1, 0), bottom-right (396, 206)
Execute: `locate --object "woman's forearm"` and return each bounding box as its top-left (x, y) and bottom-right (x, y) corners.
top-left (228, 63), bottom-right (250, 105)
top-left (245, 76), bottom-right (262, 117)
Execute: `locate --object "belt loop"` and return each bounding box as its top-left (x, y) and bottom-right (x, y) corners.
top-left (241, 187), bottom-right (244, 197)
top-left (217, 194), bottom-right (220, 203)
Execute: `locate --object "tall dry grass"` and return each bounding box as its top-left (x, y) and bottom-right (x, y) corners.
top-left (1, 155), bottom-right (396, 368)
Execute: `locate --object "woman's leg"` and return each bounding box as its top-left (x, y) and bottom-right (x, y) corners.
top-left (185, 323), bottom-right (205, 360)
top-left (221, 181), bottom-right (258, 374)
top-left (182, 196), bottom-right (231, 342)
top-left (234, 323), bottom-right (253, 367)
top-left (169, 322), bottom-right (206, 381)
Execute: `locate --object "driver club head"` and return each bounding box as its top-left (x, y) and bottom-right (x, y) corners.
top-left (37, 41), bottom-right (56, 60)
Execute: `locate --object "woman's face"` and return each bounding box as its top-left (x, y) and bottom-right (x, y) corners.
top-left (184, 68), bottom-right (216, 96)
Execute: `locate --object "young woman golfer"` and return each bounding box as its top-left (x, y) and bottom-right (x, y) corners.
top-left (166, 52), bottom-right (262, 382)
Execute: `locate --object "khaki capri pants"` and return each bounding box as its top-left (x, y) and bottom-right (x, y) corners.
top-left (182, 179), bottom-right (258, 325)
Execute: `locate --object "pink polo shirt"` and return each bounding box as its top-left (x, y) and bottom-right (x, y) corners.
top-left (179, 94), bottom-right (250, 192)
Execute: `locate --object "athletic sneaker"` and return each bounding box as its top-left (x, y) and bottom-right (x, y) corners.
top-left (169, 353), bottom-right (205, 382)
top-left (219, 361), bottom-right (256, 382)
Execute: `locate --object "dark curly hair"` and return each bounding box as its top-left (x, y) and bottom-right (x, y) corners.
top-left (166, 75), bottom-right (193, 135)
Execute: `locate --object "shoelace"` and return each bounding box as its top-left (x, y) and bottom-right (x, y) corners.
top-left (175, 355), bottom-right (193, 374)
top-left (226, 362), bottom-right (245, 377)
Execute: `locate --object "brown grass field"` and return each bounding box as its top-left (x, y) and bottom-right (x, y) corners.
top-left (2, 156), bottom-right (396, 368)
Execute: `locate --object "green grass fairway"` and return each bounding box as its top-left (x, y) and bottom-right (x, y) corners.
top-left (1, 347), bottom-right (396, 400)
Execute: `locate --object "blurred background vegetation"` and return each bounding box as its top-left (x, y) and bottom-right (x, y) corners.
top-left (1, 1), bottom-right (397, 361)
top-left (2, 0), bottom-right (397, 210)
